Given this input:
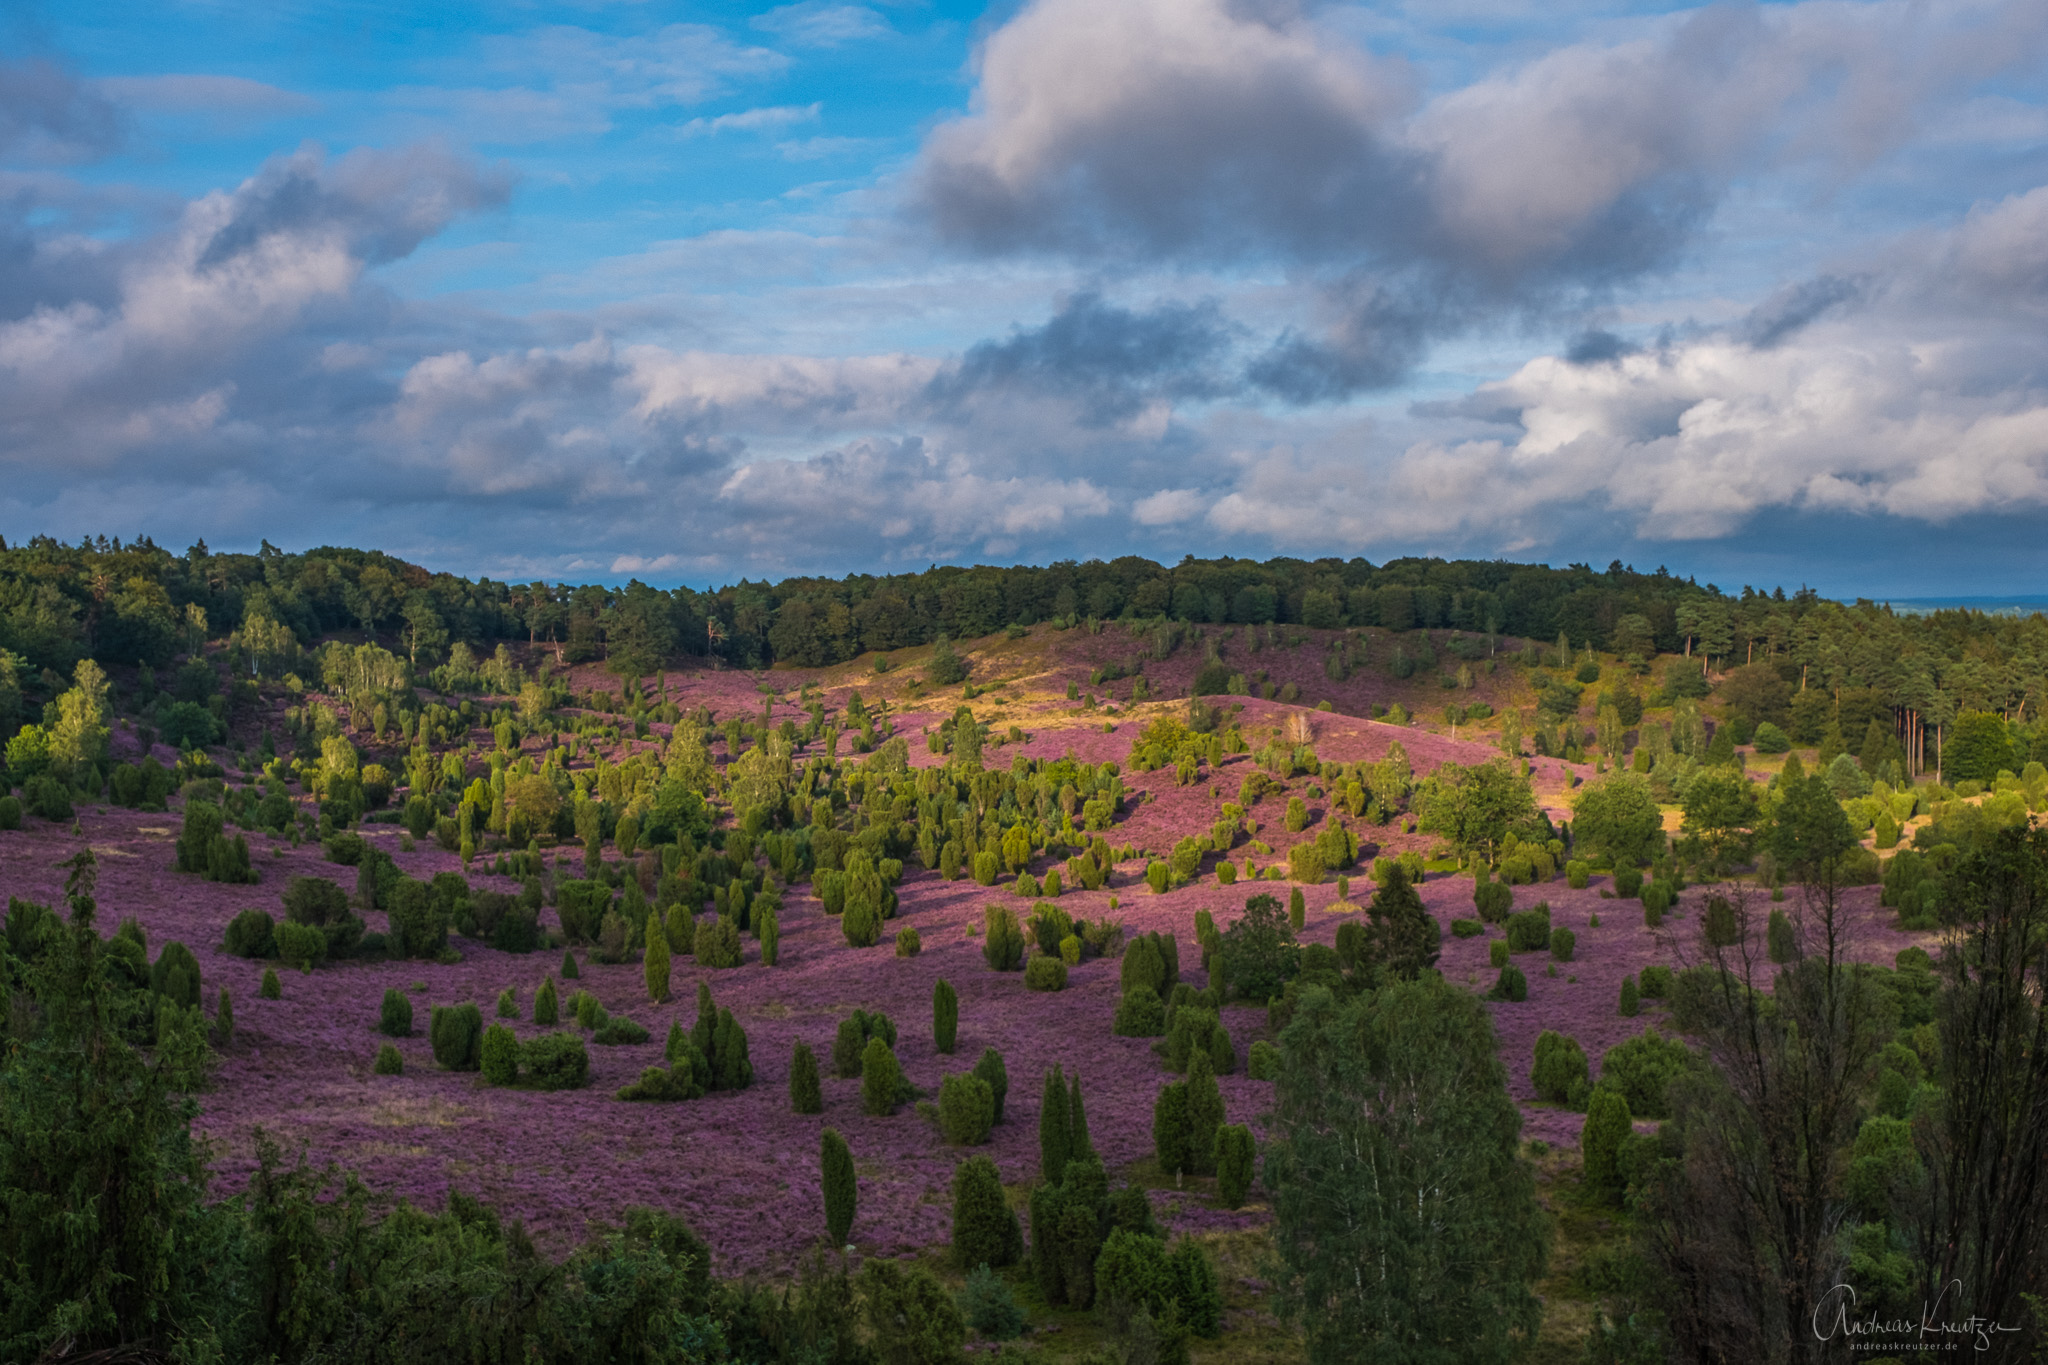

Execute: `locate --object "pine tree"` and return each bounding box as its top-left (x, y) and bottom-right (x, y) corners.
top-left (933, 978), bottom-right (958, 1054)
top-left (1040, 1066), bottom-right (1071, 1186)
top-left (1184, 1048), bottom-right (1225, 1175)
top-left (822, 1128), bottom-right (856, 1246)
top-left (644, 912), bottom-right (671, 1002)
top-left (1068, 1071), bottom-right (1094, 1165)
top-left (534, 975), bottom-right (559, 1026)
top-left (861, 1038), bottom-right (901, 1116)
top-left (790, 1040), bottom-right (823, 1114)
top-left (951, 1154), bottom-right (1023, 1269)
top-left (1582, 1086), bottom-right (1633, 1199)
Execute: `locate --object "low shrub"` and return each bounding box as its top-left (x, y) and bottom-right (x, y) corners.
top-left (939, 1073), bottom-right (995, 1145)
top-left (1598, 1030), bottom-right (1697, 1119)
top-left (1549, 927), bottom-right (1576, 961)
top-left (1613, 867), bottom-right (1644, 899)
top-left (379, 987), bottom-right (413, 1037)
top-left (1246, 1039), bottom-right (1280, 1081)
top-left (896, 926), bottom-right (922, 957)
top-left (1473, 880), bottom-right (1513, 921)
top-left (1531, 1030), bottom-right (1589, 1105)
top-left (1488, 964), bottom-right (1528, 1002)
top-left (1216, 1124), bottom-right (1256, 1209)
top-left (481, 1023), bottom-right (519, 1085)
top-left (789, 1040), bottom-right (823, 1114)
top-left (372, 1043), bottom-right (403, 1076)
top-left (958, 1263), bottom-right (1027, 1341)
top-left (593, 1016), bottom-right (651, 1046)
top-left (259, 967), bottom-right (281, 1000)
top-left (1450, 918), bottom-right (1485, 938)
top-left (1024, 954), bottom-right (1068, 992)
top-left (982, 905), bottom-right (1025, 971)
top-left (1113, 984), bottom-right (1165, 1037)
top-left (1489, 940), bottom-right (1510, 969)
top-left (429, 1001), bottom-right (483, 1071)
top-left (1505, 906), bottom-right (1552, 953)
top-left (1566, 860), bottom-right (1591, 889)
top-left (519, 1032), bottom-right (590, 1090)
top-left (223, 908), bottom-right (276, 958)
top-left (274, 920), bottom-right (327, 971)
top-left (1618, 975), bottom-right (1640, 1017)
top-left (1639, 964), bottom-right (1673, 998)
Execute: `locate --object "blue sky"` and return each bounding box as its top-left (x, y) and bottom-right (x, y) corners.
top-left (3, 0), bottom-right (2046, 596)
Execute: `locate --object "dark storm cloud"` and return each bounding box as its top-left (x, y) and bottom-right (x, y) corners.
top-left (925, 291), bottom-right (1234, 423)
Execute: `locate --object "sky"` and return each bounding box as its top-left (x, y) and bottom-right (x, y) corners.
top-left (1, 0), bottom-right (2046, 597)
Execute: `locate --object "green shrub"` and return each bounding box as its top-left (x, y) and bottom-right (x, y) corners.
top-left (1549, 927), bottom-right (1576, 961)
top-left (861, 1037), bottom-right (903, 1116)
top-left (1530, 1030), bottom-right (1589, 1104)
top-left (223, 907), bottom-right (276, 958)
top-left (1113, 984), bottom-right (1165, 1037)
top-left (934, 978), bottom-right (958, 1054)
top-left (480, 1023), bottom-right (519, 1085)
top-left (1146, 861), bottom-right (1169, 894)
top-left (1025, 954), bottom-right (1068, 992)
top-left (1246, 1039), bottom-right (1280, 1081)
top-left (1703, 894), bottom-right (1739, 947)
top-left (1473, 880), bottom-right (1513, 921)
top-left (534, 976), bottom-right (559, 1026)
top-left (615, 1062), bottom-right (704, 1102)
top-left (893, 925), bottom-right (921, 957)
top-left (1618, 975), bottom-right (1640, 1017)
top-left (496, 987), bottom-right (518, 1019)
top-left (1613, 867), bottom-right (1643, 898)
top-left (1450, 918), bottom-right (1485, 938)
top-left (593, 1016), bottom-right (651, 1046)
top-left (823, 1128), bottom-right (856, 1246)
top-left (983, 905), bottom-right (1025, 970)
top-left (274, 920), bottom-right (327, 971)
top-left (1216, 1124), bottom-right (1255, 1208)
top-left (373, 1043), bottom-right (403, 1075)
top-left (1582, 1087), bottom-right (1633, 1197)
top-left (1639, 965), bottom-right (1673, 998)
top-left (1598, 1030), bottom-right (1696, 1119)
top-left (519, 1032), bottom-right (589, 1090)
top-left (322, 831), bottom-right (366, 866)
top-left (1566, 860), bottom-right (1590, 889)
top-left (1505, 906), bottom-right (1552, 953)
top-left (1751, 721), bottom-right (1791, 753)
top-left (789, 1040), bottom-right (823, 1113)
top-left (379, 987), bottom-right (413, 1037)
top-left (24, 776), bottom-right (73, 824)
top-left (973, 1047), bottom-right (1008, 1124)
top-left (939, 1073), bottom-right (996, 1145)
top-left (958, 1263), bottom-right (1027, 1340)
top-left (259, 967), bottom-right (281, 999)
top-left (429, 1001), bottom-right (483, 1071)
top-left (1488, 964), bottom-right (1528, 1002)
top-left (1489, 939), bottom-right (1509, 969)
top-left (1767, 909), bottom-right (1798, 963)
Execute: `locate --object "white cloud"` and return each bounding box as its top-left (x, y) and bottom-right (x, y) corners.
top-left (1132, 487), bottom-right (1206, 525)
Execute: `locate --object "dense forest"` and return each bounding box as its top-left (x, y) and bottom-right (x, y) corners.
top-left (3, 534), bottom-right (2044, 762)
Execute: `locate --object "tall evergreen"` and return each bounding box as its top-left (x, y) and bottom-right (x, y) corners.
top-left (1039, 1066), bottom-right (1071, 1186)
top-left (821, 1128), bottom-right (856, 1247)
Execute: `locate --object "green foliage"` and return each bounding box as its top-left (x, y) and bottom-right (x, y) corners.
top-left (1571, 772), bottom-right (1663, 869)
top-left (1638, 965), bottom-right (1672, 998)
top-left (379, 987), bottom-right (413, 1037)
top-left (1531, 1030), bottom-right (1590, 1105)
top-left (480, 1023), bottom-right (519, 1085)
top-left (972, 1048), bottom-right (1008, 1124)
top-left (223, 907), bottom-right (276, 958)
top-left (933, 978), bottom-right (958, 1054)
top-left (1473, 879), bottom-right (1513, 921)
top-left (1266, 974), bottom-right (1550, 1363)
top-left (982, 904), bottom-right (1024, 970)
top-left (260, 966), bottom-right (281, 999)
top-left (1581, 1087), bottom-right (1633, 1199)
top-left (1024, 953), bottom-right (1067, 991)
top-left (822, 1128), bottom-right (857, 1246)
top-left (951, 1154), bottom-right (1022, 1269)
top-left (1113, 983), bottom-right (1166, 1037)
top-left (1247, 1039), bottom-right (1280, 1081)
top-left (1488, 963), bottom-right (1528, 1001)
top-left (1597, 1030), bottom-right (1696, 1119)
top-left (1618, 975), bottom-right (1640, 1017)
top-left (1548, 927), bottom-right (1576, 961)
top-left (275, 920), bottom-right (327, 971)
top-left (789, 1041), bottom-right (823, 1114)
top-left (1218, 892), bottom-right (1299, 1002)
top-left (859, 1258), bottom-right (968, 1365)
top-left (518, 1032), bottom-right (590, 1090)
top-left (429, 1001), bottom-right (483, 1071)
top-left (861, 1037), bottom-right (903, 1115)
top-left (1216, 1124), bottom-right (1256, 1208)
top-left (534, 975), bottom-right (559, 1026)
top-left (940, 1073), bottom-right (996, 1145)
top-left (373, 1042), bottom-right (403, 1075)
top-left (957, 1263), bottom-right (1027, 1341)
top-left (1504, 904), bottom-right (1552, 953)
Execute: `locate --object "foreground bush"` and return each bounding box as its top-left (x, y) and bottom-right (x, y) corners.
top-left (519, 1032), bottom-right (590, 1090)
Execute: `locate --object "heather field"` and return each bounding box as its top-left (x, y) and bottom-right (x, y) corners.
top-left (0, 626), bottom-right (1930, 1278)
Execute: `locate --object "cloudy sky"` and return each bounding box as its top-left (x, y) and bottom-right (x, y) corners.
top-left (2, 0), bottom-right (2045, 595)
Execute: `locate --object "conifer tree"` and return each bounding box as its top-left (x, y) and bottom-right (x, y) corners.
top-left (790, 1041), bottom-right (823, 1114)
top-left (933, 978), bottom-right (958, 1054)
top-left (643, 912), bottom-right (670, 1002)
top-left (1039, 1066), bottom-right (1071, 1186)
top-left (951, 1155), bottom-right (1022, 1269)
top-left (822, 1128), bottom-right (856, 1247)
